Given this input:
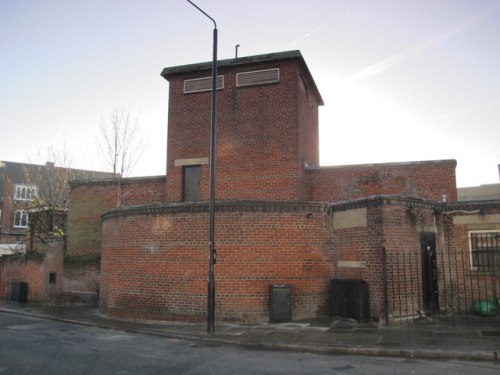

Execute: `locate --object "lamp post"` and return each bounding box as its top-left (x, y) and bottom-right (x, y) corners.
top-left (186, 0), bottom-right (217, 335)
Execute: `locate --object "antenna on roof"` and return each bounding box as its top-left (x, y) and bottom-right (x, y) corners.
top-left (235, 44), bottom-right (240, 58)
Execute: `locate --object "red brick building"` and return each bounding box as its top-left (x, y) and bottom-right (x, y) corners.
top-left (4, 51), bottom-right (499, 323)
top-left (0, 160), bottom-right (113, 248)
top-left (95, 50), bottom-right (497, 323)
top-left (0, 161), bottom-right (113, 302)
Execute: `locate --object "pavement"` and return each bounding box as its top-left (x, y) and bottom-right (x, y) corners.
top-left (1, 299), bottom-right (499, 362)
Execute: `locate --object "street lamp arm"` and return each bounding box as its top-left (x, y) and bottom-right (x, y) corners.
top-left (187, 0), bottom-right (217, 29)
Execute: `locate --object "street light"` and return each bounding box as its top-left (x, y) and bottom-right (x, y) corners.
top-left (186, 0), bottom-right (217, 335)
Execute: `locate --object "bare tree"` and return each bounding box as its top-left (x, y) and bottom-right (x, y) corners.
top-left (97, 108), bottom-right (145, 177)
top-left (24, 146), bottom-right (74, 209)
top-left (16, 147), bottom-right (76, 247)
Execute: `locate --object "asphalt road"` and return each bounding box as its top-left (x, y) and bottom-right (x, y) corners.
top-left (0, 313), bottom-right (499, 374)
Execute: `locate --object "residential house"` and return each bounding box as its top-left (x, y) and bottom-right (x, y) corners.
top-left (0, 160), bottom-right (114, 302)
top-left (0, 160), bottom-right (113, 250)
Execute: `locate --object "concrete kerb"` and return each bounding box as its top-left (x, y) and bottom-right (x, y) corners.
top-left (1, 305), bottom-right (498, 362)
top-left (242, 342), bottom-right (499, 363)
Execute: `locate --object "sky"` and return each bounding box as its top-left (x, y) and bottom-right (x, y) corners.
top-left (1, 0), bottom-right (499, 187)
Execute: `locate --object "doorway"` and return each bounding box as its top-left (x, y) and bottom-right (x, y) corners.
top-left (420, 232), bottom-right (439, 314)
top-left (182, 165), bottom-right (201, 201)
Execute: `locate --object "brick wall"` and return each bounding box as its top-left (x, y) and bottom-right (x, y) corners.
top-left (0, 180), bottom-right (13, 238)
top-left (61, 256), bottom-right (100, 304)
top-left (297, 70), bottom-right (320, 200)
top-left (100, 202), bottom-right (333, 322)
top-left (64, 176), bottom-right (166, 301)
top-left (67, 181), bottom-right (118, 257)
top-left (380, 201), bottom-right (437, 321)
top-left (329, 196), bottom-right (500, 323)
top-left (118, 176), bottom-right (167, 206)
top-left (0, 238), bottom-right (64, 302)
top-left (438, 201), bottom-right (500, 313)
top-left (306, 160), bottom-right (457, 203)
top-left (330, 197), bottom-right (441, 322)
top-left (67, 176), bottom-right (166, 256)
top-left (102, 195), bottom-right (494, 324)
top-left (330, 203), bottom-right (385, 320)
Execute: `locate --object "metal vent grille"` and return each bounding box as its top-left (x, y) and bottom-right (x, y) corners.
top-left (184, 75), bottom-right (224, 93)
top-left (236, 68), bottom-right (279, 87)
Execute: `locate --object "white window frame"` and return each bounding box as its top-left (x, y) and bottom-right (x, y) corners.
top-left (468, 230), bottom-right (500, 272)
top-left (14, 210), bottom-right (29, 228)
top-left (13, 184), bottom-right (37, 201)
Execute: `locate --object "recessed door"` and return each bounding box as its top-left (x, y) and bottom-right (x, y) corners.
top-left (183, 165), bottom-right (201, 201)
top-left (421, 233), bottom-right (439, 314)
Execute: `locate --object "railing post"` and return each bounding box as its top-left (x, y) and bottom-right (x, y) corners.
top-left (381, 246), bottom-right (389, 325)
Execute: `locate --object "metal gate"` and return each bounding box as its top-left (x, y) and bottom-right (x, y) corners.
top-left (382, 232), bottom-right (499, 325)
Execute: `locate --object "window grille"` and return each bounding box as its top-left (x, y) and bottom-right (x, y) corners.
top-left (468, 230), bottom-right (500, 272)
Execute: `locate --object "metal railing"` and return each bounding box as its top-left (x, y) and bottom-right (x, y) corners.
top-left (382, 246), bottom-right (499, 325)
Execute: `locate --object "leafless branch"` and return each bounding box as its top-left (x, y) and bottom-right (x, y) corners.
top-left (97, 108), bottom-right (145, 177)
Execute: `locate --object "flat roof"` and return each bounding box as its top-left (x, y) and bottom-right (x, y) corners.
top-left (161, 50), bottom-right (323, 105)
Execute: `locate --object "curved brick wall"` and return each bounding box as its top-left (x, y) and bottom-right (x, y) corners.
top-left (100, 202), bottom-right (334, 322)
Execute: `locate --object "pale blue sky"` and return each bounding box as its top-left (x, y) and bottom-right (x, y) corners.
top-left (1, 0), bottom-right (499, 187)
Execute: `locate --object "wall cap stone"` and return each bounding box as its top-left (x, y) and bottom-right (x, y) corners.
top-left (305, 159), bottom-right (457, 174)
top-left (445, 200), bottom-right (500, 212)
top-left (69, 175), bottom-right (166, 188)
top-left (101, 201), bottom-right (327, 221)
top-left (329, 195), bottom-right (439, 212)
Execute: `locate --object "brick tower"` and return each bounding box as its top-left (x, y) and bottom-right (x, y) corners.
top-left (161, 51), bottom-right (324, 202)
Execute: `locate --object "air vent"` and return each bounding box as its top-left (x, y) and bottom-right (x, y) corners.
top-left (184, 75), bottom-right (224, 94)
top-left (236, 68), bottom-right (279, 87)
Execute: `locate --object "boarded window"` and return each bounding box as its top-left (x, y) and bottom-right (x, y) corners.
top-left (183, 165), bottom-right (201, 202)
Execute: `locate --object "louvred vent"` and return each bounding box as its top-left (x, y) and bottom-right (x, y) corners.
top-left (184, 75), bottom-right (224, 93)
top-left (236, 68), bottom-right (279, 87)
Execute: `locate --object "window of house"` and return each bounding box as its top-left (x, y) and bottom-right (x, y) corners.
top-left (14, 210), bottom-right (29, 228)
top-left (468, 230), bottom-right (500, 272)
top-left (14, 184), bottom-right (37, 201)
top-left (183, 165), bottom-right (201, 202)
